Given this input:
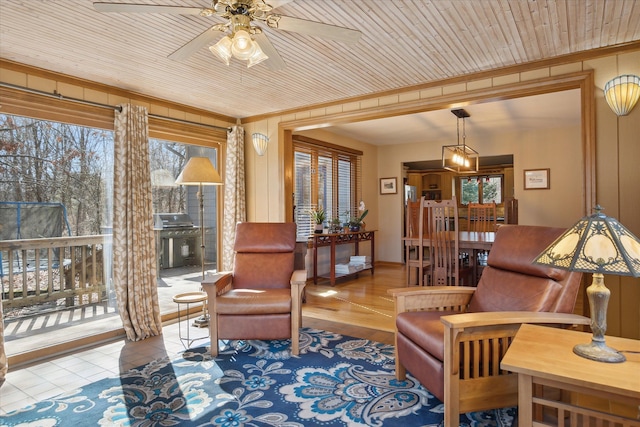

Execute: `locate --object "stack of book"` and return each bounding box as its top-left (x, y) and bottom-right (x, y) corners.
top-left (335, 263), bottom-right (361, 274)
top-left (335, 256), bottom-right (372, 275)
top-left (349, 255), bottom-right (372, 270)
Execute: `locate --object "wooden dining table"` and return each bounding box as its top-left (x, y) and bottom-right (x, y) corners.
top-left (403, 231), bottom-right (495, 285)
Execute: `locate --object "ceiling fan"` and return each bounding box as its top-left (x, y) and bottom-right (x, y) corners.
top-left (93, 0), bottom-right (362, 70)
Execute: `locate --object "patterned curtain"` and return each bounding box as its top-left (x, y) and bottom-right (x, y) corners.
top-left (221, 125), bottom-right (246, 271)
top-left (0, 296), bottom-right (6, 384)
top-left (112, 104), bottom-right (162, 341)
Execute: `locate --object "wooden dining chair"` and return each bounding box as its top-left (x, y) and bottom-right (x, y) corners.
top-left (468, 202), bottom-right (497, 232)
top-left (405, 196), bottom-right (430, 285)
top-left (467, 202), bottom-right (497, 284)
top-left (424, 197), bottom-right (473, 286)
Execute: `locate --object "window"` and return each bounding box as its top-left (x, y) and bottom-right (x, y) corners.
top-left (459, 174), bottom-right (503, 205)
top-left (149, 140), bottom-right (219, 270)
top-left (293, 136), bottom-right (362, 241)
top-left (0, 85), bottom-right (227, 360)
top-left (0, 114), bottom-right (114, 237)
top-left (0, 114), bottom-right (220, 308)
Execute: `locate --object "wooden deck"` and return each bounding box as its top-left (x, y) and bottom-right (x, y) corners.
top-left (4, 264), bottom-right (214, 361)
top-left (4, 263), bottom-right (405, 365)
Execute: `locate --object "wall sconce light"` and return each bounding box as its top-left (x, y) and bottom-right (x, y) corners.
top-left (252, 133), bottom-right (269, 156)
top-left (604, 74), bottom-right (640, 116)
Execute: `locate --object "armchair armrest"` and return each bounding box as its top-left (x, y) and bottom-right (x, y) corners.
top-left (388, 286), bottom-right (476, 314)
top-left (201, 271), bottom-right (233, 296)
top-left (290, 269), bottom-right (307, 287)
top-left (441, 311), bottom-right (591, 330)
top-left (290, 269), bottom-right (307, 300)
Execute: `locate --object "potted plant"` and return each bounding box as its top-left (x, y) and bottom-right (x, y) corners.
top-left (348, 209), bottom-right (368, 232)
top-left (309, 208), bottom-right (326, 233)
top-left (330, 217), bottom-right (342, 234)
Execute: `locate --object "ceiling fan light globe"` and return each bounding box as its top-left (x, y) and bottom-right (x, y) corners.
top-left (247, 43), bottom-right (269, 68)
top-left (210, 36), bottom-right (233, 65)
top-left (231, 30), bottom-right (256, 60)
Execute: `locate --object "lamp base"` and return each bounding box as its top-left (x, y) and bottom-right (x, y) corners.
top-left (573, 341), bottom-right (626, 363)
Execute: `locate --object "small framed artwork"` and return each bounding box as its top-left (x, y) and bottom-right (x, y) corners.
top-left (380, 177), bottom-right (397, 194)
top-left (524, 168), bottom-right (550, 190)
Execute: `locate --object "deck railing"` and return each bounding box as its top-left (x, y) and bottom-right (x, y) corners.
top-left (0, 235), bottom-right (108, 311)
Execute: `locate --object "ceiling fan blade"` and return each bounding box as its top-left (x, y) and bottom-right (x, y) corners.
top-left (168, 26), bottom-right (221, 61)
top-left (254, 32), bottom-right (286, 71)
top-left (268, 0), bottom-right (295, 9)
top-left (93, 2), bottom-right (205, 15)
top-left (271, 15), bottom-right (362, 45)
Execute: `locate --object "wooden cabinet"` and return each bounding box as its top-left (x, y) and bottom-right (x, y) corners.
top-left (440, 172), bottom-right (453, 199)
top-left (407, 171), bottom-right (454, 200)
top-left (419, 172), bottom-right (453, 200)
top-left (422, 173), bottom-right (441, 200)
top-left (406, 173), bottom-right (422, 196)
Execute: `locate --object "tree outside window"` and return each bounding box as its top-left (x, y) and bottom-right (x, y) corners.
top-left (460, 175), bottom-right (503, 205)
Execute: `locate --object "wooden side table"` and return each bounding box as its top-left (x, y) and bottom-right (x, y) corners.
top-left (311, 230), bottom-right (375, 286)
top-left (501, 324), bottom-right (640, 426)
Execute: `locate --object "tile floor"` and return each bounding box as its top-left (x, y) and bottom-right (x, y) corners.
top-left (0, 320), bottom-right (202, 414)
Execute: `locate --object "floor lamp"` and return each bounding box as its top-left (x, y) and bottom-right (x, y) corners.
top-left (175, 157), bottom-right (223, 280)
top-left (175, 157), bottom-right (223, 328)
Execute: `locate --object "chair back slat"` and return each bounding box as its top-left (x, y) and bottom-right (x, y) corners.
top-left (425, 197), bottom-right (460, 286)
top-left (406, 199), bottom-right (421, 238)
top-left (468, 202), bottom-right (497, 232)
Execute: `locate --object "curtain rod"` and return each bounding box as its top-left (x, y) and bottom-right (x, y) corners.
top-left (0, 81), bottom-right (232, 132)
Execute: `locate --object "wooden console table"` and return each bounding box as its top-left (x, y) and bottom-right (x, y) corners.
top-left (311, 230), bottom-right (375, 286)
top-left (501, 324), bottom-right (640, 426)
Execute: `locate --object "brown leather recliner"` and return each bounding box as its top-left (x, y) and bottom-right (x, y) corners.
top-left (389, 225), bottom-right (590, 425)
top-left (202, 222), bottom-right (306, 356)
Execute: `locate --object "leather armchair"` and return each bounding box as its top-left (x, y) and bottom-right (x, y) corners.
top-left (202, 222), bottom-right (306, 356)
top-left (389, 225), bottom-right (590, 425)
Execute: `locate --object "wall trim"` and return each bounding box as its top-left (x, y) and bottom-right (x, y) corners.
top-left (281, 71), bottom-right (597, 222)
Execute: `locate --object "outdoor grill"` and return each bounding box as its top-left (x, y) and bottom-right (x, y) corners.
top-left (154, 213), bottom-right (201, 269)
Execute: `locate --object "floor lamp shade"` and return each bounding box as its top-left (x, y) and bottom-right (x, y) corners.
top-left (175, 157), bottom-right (223, 185)
top-left (175, 156), bottom-right (223, 283)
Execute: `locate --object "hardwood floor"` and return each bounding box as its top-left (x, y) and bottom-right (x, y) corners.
top-left (302, 264), bottom-right (404, 346)
top-left (302, 263), bottom-right (405, 346)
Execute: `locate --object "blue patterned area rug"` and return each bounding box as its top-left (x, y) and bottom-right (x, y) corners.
top-left (1, 328), bottom-right (514, 426)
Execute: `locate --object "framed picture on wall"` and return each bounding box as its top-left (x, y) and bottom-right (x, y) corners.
top-left (380, 177), bottom-right (397, 194)
top-left (524, 168), bottom-right (550, 190)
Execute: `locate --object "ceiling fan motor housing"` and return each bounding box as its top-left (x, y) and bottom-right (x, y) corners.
top-left (230, 14), bottom-right (252, 34)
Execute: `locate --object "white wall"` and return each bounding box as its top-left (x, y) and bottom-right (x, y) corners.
top-left (372, 124), bottom-right (581, 262)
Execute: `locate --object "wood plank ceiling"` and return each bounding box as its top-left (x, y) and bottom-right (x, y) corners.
top-left (0, 0), bottom-right (639, 120)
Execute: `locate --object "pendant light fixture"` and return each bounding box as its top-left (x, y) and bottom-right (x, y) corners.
top-left (442, 109), bottom-right (479, 173)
